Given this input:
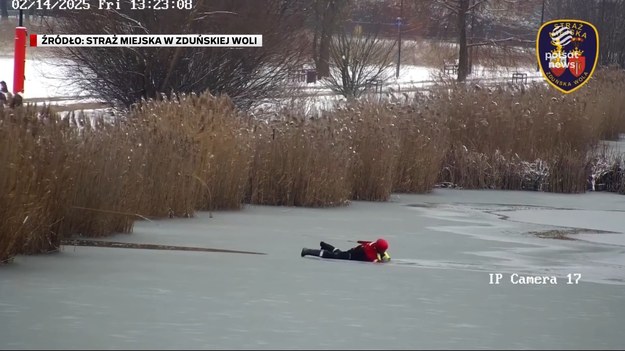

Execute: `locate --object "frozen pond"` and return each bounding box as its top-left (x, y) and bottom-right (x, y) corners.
top-left (1, 189), bottom-right (625, 349)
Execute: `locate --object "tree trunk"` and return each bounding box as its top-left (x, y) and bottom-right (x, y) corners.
top-left (312, 0), bottom-right (347, 78)
top-left (318, 28), bottom-right (331, 77)
top-left (467, 0), bottom-right (476, 75)
top-left (467, 46), bottom-right (473, 75)
top-left (312, 27), bottom-right (319, 69)
top-left (316, 1), bottom-right (336, 78)
top-left (1, 0), bottom-right (9, 19)
top-left (457, 0), bottom-right (469, 82)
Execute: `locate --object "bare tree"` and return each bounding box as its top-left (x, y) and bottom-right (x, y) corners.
top-left (310, 0), bottom-right (351, 78)
top-left (432, 0), bottom-right (492, 81)
top-left (325, 26), bottom-right (396, 99)
top-left (46, 0), bottom-right (309, 108)
top-left (426, 0), bottom-right (539, 81)
top-left (545, 0), bottom-right (625, 69)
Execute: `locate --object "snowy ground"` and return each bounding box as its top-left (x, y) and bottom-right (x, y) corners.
top-left (601, 136), bottom-right (625, 156)
top-left (1, 53), bottom-right (544, 118)
top-left (286, 63), bottom-right (542, 95)
top-left (0, 56), bottom-right (91, 99)
top-left (0, 55), bottom-right (541, 104)
top-left (1, 189), bottom-right (625, 349)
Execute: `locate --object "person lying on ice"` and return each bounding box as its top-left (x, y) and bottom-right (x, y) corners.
top-left (301, 238), bottom-right (391, 263)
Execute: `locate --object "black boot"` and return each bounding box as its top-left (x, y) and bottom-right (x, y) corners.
top-left (301, 248), bottom-right (321, 257)
top-left (320, 241), bottom-right (336, 252)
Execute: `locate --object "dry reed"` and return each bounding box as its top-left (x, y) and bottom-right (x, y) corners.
top-left (126, 93), bottom-right (253, 213)
top-left (0, 92), bottom-right (255, 262)
top-left (390, 104), bottom-right (449, 193)
top-left (246, 109), bottom-right (353, 207)
top-left (339, 102), bottom-right (400, 201)
top-left (436, 68), bottom-right (625, 192)
top-left (0, 106), bottom-right (69, 260)
top-left (56, 112), bottom-right (138, 237)
top-left (2, 70), bottom-right (625, 263)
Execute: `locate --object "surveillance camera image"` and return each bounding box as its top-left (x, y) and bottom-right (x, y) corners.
top-left (1, 1), bottom-right (624, 349)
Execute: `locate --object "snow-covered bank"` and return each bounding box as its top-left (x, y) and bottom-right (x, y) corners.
top-left (0, 56), bottom-right (88, 99)
top-left (1, 55), bottom-right (541, 108)
top-left (1, 189), bottom-right (624, 349)
top-left (600, 134), bottom-right (625, 156)
top-left (287, 63), bottom-right (542, 93)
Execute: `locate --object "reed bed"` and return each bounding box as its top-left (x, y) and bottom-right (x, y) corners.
top-left (0, 106), bottom-right (69, 260)
top-left (340, 103), bottom-right (400, 201)
top-left (436, 68), bottom-right (625, 192)
top-left (246, 100), bottom-right (448, 205)
top-left (247, 110), bottom-right (353, 207)
top-left (57, 112), bottom-right (138, 237)
top-left (126, 93), bottom-right (253, 213)
top-left (2, 69), bottom-right (625, 263)
top-left (586, 69), bottom-right (625, 141)
top-left (0, 93), bottom-right (254, 262)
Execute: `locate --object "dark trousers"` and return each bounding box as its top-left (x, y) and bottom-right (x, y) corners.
top-left (318, 242), bottom-right (367, 261)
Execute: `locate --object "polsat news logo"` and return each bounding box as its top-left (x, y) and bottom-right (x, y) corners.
top-left (536, 19), bottom-right (599, 94)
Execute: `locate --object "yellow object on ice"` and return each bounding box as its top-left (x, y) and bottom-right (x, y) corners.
top-left (377, 252), bottom-right (391, 262)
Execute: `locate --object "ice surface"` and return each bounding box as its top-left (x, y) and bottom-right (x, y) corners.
top-left (2, 189), bottom-right (625, 349)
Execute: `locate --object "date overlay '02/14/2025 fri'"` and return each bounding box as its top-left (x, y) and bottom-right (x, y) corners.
top-left (11, 0), bottom-right (194, 11)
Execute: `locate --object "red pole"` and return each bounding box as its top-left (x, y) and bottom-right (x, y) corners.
top-left (14, 27), bottom-right (27, 95)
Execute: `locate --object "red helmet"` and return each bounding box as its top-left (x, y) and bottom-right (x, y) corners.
top-left (374, 238), bottom-right (388, 253)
